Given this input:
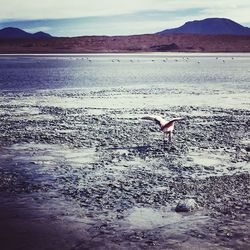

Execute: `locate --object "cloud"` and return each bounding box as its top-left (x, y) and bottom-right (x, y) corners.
top-left (1, 0), bottom-right (250, 23)
top-left (0, 0), bottom-right (249, 36)
top-left (0, 0), bottom-right (158, 20)
top-left (0, 9), bottom-right (205, 36)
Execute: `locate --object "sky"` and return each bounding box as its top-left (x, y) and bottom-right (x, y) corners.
top-left (0, 0), bottom-right (250, 37)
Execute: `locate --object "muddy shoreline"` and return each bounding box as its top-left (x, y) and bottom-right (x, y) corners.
top-left (0, 86), bottom-right (249, 249)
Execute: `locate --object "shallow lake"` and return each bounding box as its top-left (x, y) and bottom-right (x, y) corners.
top-left (0, 53), bottom-right (250, 90)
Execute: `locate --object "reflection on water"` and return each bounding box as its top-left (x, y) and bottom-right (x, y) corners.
top-left (0, 53), bottom-right (250, 90)
top-left (189, 151), bottom-right (228, 167)
top-left (8, 143), bottom-right (97, 166)
top-left (127, 207), bottom-right (181, 229)
top-left (125, 206), bottom-right (208, 231)
top-left (186, 151), bottom-right (250, 179)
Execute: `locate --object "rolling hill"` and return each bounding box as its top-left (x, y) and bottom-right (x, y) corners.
top-left (158, 18), bottom-right (250, 36)
top-left (0, 27), bottom-right (52, 39)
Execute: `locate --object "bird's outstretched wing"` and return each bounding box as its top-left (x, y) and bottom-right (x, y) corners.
top-left (168, 117), bottom-right (185, 123)
top-left (162, 117), bottom-right (185, 130)
top-left (142, 115), bottom-right (167, 127)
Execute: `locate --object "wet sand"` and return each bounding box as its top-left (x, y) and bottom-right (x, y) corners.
top-left (0, 84), bottom-right (249, 250)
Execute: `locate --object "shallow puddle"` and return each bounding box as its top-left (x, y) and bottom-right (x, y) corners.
top-left (186, 151), bottom-right (250, 178)
top-left (16, 106), bottom-right (40, 115)
top-left (189, 151), bottom-right (226, 167)
top-left (126, 207), bottom-right (181, 229)
top-left (125, 207), bottom-right (208, 231)
top-left (87, 108), bottom-right (107, 116)
top-left (4, 106), bottom-right (55, 121)
top-left (8, 143), bottom-right (97, 166)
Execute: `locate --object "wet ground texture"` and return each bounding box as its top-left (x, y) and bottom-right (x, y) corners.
top-left (0, 88), bottom-right (249, 250)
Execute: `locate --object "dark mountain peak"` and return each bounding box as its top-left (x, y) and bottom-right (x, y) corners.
top-left (2, 27), bottom-right (23, 32)
top-left (158, 18), bottom-right (250, 36)
top-left (185, 17), bottom-right (235, 24)
top-left (32, 31), bottom-right (52, 38)
top-left (0, 27), bottom-right (53, 39)
top-left (0, 27), bottom-right (31, 38)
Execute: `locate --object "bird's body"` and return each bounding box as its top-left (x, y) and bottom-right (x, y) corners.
top-left (142, 115), bottom-right (184, 142)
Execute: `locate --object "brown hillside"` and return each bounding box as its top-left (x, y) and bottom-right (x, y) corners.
top-left (0, 33), bottom-right (250, 53)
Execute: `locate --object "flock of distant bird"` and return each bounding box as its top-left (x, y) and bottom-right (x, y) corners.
top-left (75, 57), bottom-right (235, 64)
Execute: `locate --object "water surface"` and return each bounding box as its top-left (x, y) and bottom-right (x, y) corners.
top-left (0, 53), bottom-right (250, 90)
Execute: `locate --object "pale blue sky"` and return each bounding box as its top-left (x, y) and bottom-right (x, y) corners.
top-left (0, 0), bottom-right (250, 36)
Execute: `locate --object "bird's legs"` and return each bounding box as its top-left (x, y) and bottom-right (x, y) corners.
top-left (168, 131), bottom-right (172, 142)
top-left (163, 132), bottom-right (172, 143)
top-left (163, 133), bottom-right (167, 144)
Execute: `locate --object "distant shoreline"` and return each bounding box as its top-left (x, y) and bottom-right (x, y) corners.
top-left (1, 34), bottom-right (250, 53)
top-left (0, 51), bottom-right (250, 57)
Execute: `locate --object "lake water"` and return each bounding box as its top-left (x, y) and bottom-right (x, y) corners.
top-left (0, 53), bottom-right (250, 90)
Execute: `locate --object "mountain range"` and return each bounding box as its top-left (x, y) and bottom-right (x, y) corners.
top-left (0, 27), bottom-right (52, 39)
top-left (1, 18), bottom-right (250, 39)
top-left (0, 18), bottom-right (250, 53)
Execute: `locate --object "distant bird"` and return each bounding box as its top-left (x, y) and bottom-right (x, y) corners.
top-left (142, 115), bottom-right (185, 142)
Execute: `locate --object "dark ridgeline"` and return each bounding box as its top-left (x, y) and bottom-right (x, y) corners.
top-left (157, 18), bottom-right (250, 36)
top-left (0, 18), bottom-right (250, 53)
top-left (0, 27), bottom-right (52, 39)
top-left (32, 31), bottom-right (53, 38)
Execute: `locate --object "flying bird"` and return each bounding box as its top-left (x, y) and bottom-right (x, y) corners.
top-left (142, 115), bottom-right (185, 142)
